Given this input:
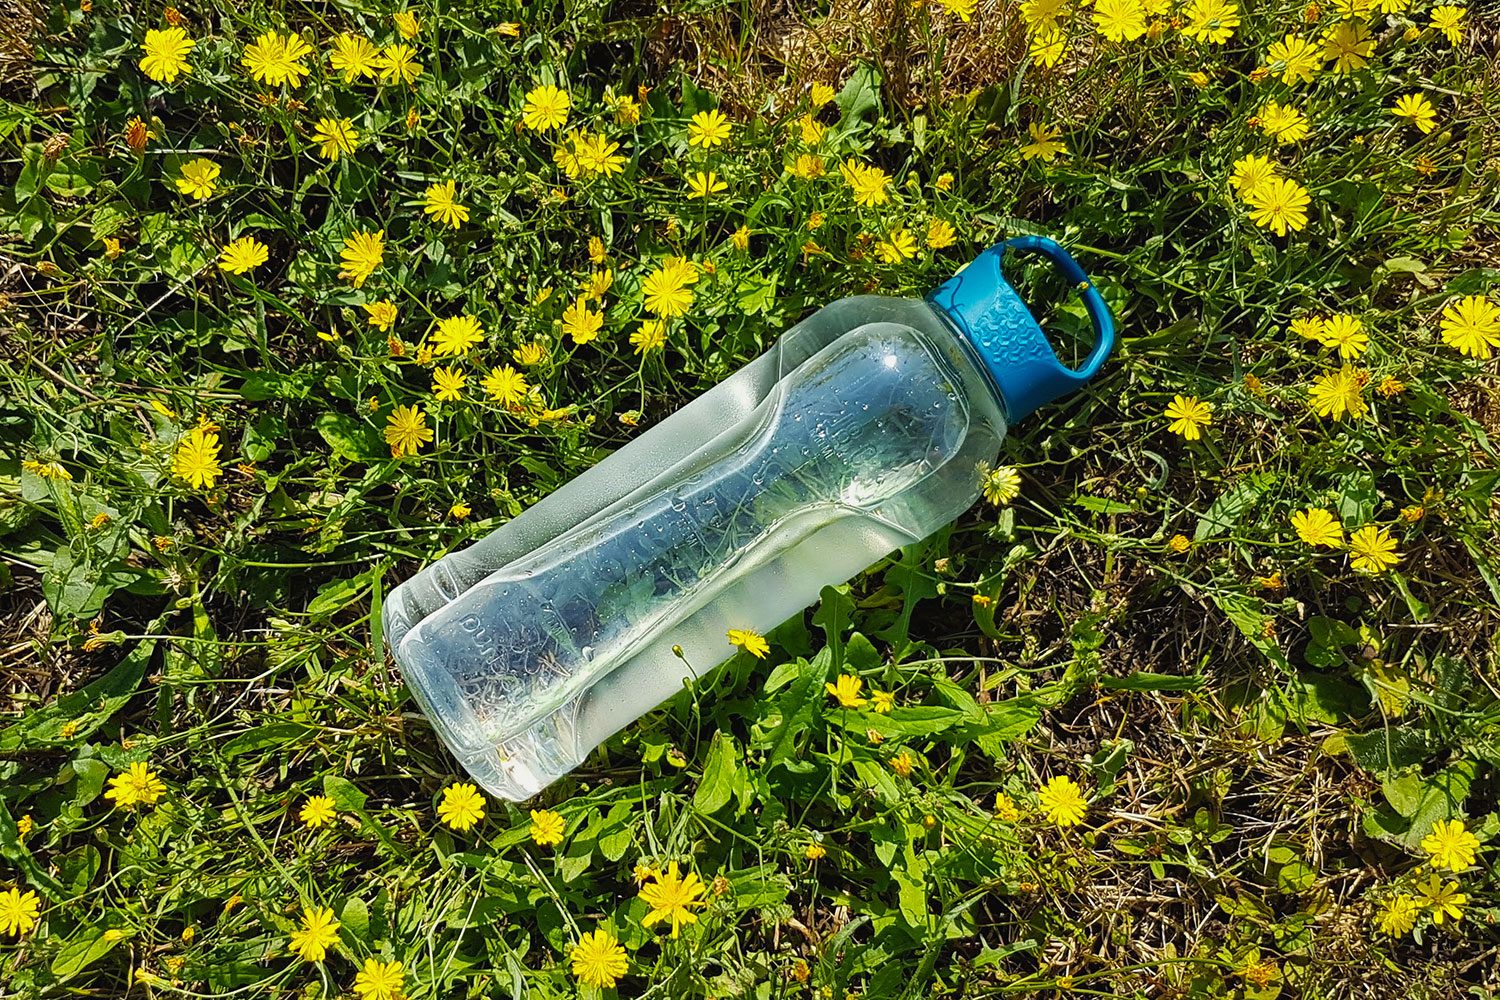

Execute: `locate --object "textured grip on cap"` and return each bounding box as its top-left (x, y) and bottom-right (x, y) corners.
top-left (928, 236), bottom-right (1116, 421)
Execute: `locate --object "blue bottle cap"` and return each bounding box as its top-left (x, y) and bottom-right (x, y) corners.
top-left (928, 236), bottom-right (1116, 422)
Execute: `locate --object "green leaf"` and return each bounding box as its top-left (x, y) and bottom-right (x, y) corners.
top-left (1381, 770), bottom-right (1423, 817)
top-left (693, 731), bottom-right (741, 815)
top-left (323, 774), bottom-right (368, 811)
top-left (1073, 494), bottom-right (1136, 515)
top-left (222, 722), bottom-right (314, 759)
top-left (835, 62), bottom-right (883, 125)
top-left (762, 659), bottom-right (820, 770)
top-left (1099, 672), bottom-right (1205, 692)
top-left (0, 625), bottom-right (161, 751)
top-left (339, 897), bottom-right (370, 944)
top-left (51, 927), bottom-right (126, 981)
top-left (1345, 726), bottom-right (1429, 773)
top-left (1195, 472), bottom-right (1276, 541)
top-left (315, 411), bottom-right (380, 462)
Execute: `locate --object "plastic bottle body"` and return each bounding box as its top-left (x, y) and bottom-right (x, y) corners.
top-left (385, 296), bottom-right (1007, 800)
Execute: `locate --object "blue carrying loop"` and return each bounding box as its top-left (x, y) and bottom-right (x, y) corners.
top-left (927, 235), bottom-right (1116, 421)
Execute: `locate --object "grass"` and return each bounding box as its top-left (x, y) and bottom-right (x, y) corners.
top-left (2, 0), bottom-right (1499, 997)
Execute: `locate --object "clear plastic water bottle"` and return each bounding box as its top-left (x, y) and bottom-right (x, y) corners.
top-left (384, 236), bottom-right (1115, 801)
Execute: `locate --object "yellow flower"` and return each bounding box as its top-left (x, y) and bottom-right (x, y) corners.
top-left (1291, 507), bottom-right (1344, 548)
top-left (1309, 364), bottom-right (1367, 420)
top-left (642, 261), bottom-right (696, 318)
top-left (1037, 775), bottom-right (1088, 827)
top-left (23, 458), bottom-right (70, 481)
top-left (0, 888), bottom-right (41, 937)
top-left (372, 44), bottom-right (419, 85)
top-left (1163, 394), bottom-right (1213, 440)
top-left (139, 27), bottom-right (194, 83)
top-left (587, 236), bottom-right (607, 263)
top-left (727, 628), bottom-right (770, 659)
top-left (979, 463), bottom-right (1022, 505)
top-left (805, 841), bottom-right (827, 859)
top-left (522, 84), bottom-right (571, 130)
top-left (104, 761), bottom-right (168, 810)
top-left (529, 808), bottom-right (566, 846)
top-left (1428, 5), bottom-right (1466, 45)
top-left (15, 814), bottom-right (33, 837)
top-left (561, 295), bottom-right (603, 344)
top-left (431, 366), bottom-right (466, 402)
top-left (481, 365), bottom-right (529, 406)
top-left (840, 159), bottom-right (890, 206)
top-left (631, 319), bottom-right (666, 354)
top-left (1182, 0), bottom-right (1239, 44)
top-left (1347, 524), bottom-right (1400, 573)
top-left (586, 268), bottom-right (613, 299)
top-left (1258, 101), bottom-right (1311, 144)
top-left (1230, 153), bottom-right (1278, 201)
top-left (611, 93), bottom-right (641, 125)
top-left (1289, 315), bottom-right (1326, 342)
top-left (299, 795), bottom-right (337, 829)
top-left (1322, 19), bottom-right (1374, 73)
top-left (1020, 122), bottom-right (1066, 162)
top-left (1093, 0), bottom-right (1148, 42)
top-left (870, 689), bottom-right (895, 713)
top-left (687, 170), bottom-right (727, 199)
top-left (288, 906), bottom-right (340, 963)
top-left (1187, 70), bottom-right (1211, 87)
top-left (1438, 295), bottom-right (1500, 359)
top-left (889, 750), bottom-right (916, 777)
top-left (1375, 894), bottom-right (1419, 937)
top-left (1420, 818), bottom-right (1480, 872)
top-left (730, 226), bottom-right (751, 251)
top-left (172, 427), bottom-right (223, 489)
top-left (1168, 533), bottom-right (1192, 553)
top-left (994, 792), bottom-right (1020, 821)
top-left (876, 228), bottom-right (917, 263)
top-left (328, 33), bottom-right (380, 82)
top-left (311, 117), bottom-right (359, 161)
top-left (825, 674), bottom-right (868, 708)
top-left (1029, 24), bottom-right (1068, 67)
top-left (571, 927), bottom-right (628, 989)
top-left (363, 300), bottom-right (398, 331)
top-left (925, 218), bottom-right (957, 249)
top-left (573, 132), bottom-right (626, 177)
top-left (242, 31), bottom-right (313, 89)
top-left (384, 404), bottom-right (433, 458)
top-left (423, 179), bottom-right (469, 228)
top-left (790, 153), bottom-right (825, 180)
top-left (338, 229), bottom-right (385, 287)
top-left (437, 783), bottom-right (486, 831)
top-left (1391, 93), bottom-right (1437, 134)
top-left (124, 115), bottom-right (151, 153)
top-left (1416, 875), bottom-right (1466, 924)
top-left (1246, 176), bottom-right (1310, 236)
top-left (1020, 0), bottom-right (1068, 21)
top-left (513, 341), bottom-right (547, 365)
top-left (1266, 34), bottom-right (1323, 85)
top-left (687, 108), bottom-right (732, 148)
top-left (934, 0), bottom-right (978, 20)
top-left (218, 236), bottom-right (269, 275)
top-left (353, 958), bottom-right (405, 1000)
top-left (638, 862), bottom-right (707, 937)
top-left (1318, 314), bottom-right (1369, 360)
top-left (449, 500), bottom-right (471, 519)
top-left (392, 10), bottom-right (420, 39)
top-left (175, 158), bottom-right (219, 200)
top-left (430, 314), bottom-right (485, 356)
top-left (810, 82), bottom-right (836, 107)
